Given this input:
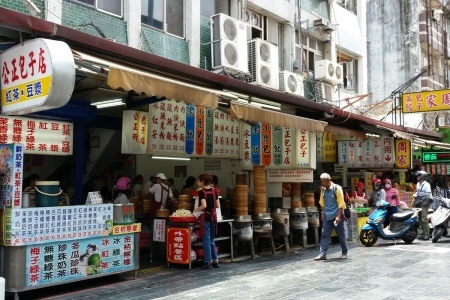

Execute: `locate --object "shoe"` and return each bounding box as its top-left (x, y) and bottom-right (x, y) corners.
top-left (417, 235), bottom-right (424, 239)
top-left (340, 254), bottom-right (347, 259)
top-left (212, 262), bottom-right (221, 268)
top-left (314, 255), bottom-right (326, 261)
top-left (422, 235), bottom-right (429, 240)
top-left (202, 263), bottom-right (212, 270)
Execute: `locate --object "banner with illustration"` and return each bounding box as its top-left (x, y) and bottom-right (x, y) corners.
top-left (25, 234), bottom-right (135, 287)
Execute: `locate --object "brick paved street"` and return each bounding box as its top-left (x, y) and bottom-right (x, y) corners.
top-left (7, 237), bottom-right (450, 300)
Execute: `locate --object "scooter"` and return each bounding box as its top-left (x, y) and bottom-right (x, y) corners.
top-left (431, 197), bottom-right (450, 243)
top-left (359, 200), bottom-right (422, 247)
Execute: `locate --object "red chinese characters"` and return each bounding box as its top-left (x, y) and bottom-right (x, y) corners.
top-left (2, 48), bottom-right (47, 86)
top-left (167, 227), bottom-right (190, 264)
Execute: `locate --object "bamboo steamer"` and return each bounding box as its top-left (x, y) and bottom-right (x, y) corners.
top-left (141, 198), bottom-right (151, 213)
top-left (177, 202), bottom-right (194, 210)
top-left (236, 173), bottom-right (247, 186)
top-left (178, 194), bottom-right (193, 203)
top-left (304, 193), bottom-right (315, 207)
top-left (234, 184), bottom-right (248, 216)
top-left (254, 194), bottom-right (267, 214)
top-left (181, 189), bottom-right (193, 197)
top-left (156, 209), bottom-right (170, 218)
top-left (291, 183), bottom-right (301, 198)
top-left (291, 199), bottom-right (302, 208)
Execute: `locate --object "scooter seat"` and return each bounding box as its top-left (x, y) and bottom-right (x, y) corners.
top-left (390, 211), bottom-right (415, 222)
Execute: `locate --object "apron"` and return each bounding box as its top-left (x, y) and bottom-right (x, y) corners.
top-left (353, 192), bottom-right (365, 208)
top-left (149, 184), bottom-right (167, 217)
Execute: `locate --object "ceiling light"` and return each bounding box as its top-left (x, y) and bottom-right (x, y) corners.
top-left (92, 99), bottom-right (124, 109)
top-left (152, 156), bottom-right (190, 161)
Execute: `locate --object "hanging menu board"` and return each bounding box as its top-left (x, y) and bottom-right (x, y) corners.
top-left (148, 100), bottom-right (239, 158)
top-left (0, 143), bottom-right (23, 209)
top-left (337, 137), bottom-right (395, 168)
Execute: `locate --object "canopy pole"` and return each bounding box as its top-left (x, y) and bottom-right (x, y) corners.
top-left (75, 121), bottom-right (85, 205)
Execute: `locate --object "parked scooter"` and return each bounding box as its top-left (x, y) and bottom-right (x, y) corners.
top-left (431, 197), bottom-right (450, 243)
top-left (359, 200), bottom-right (421, 247)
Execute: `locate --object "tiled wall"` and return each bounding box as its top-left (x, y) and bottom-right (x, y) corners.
top-left (199, 16), bottom-right (211, 70)
top-left (61, 0), bottom-right (127, 44)
top-left (0, 0), bottom-right (45, 16)
top-left (141, 26), bottom-right (189, 64)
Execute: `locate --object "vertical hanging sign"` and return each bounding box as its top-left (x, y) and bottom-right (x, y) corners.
top-left (195, 106), bottom-right (205, 155)
top-left (251, 123), bottom-right (261, 165)
top-left (240, 122), bottom-right (252, 170)
top-left (205, 108), bottom-right (214, 155)
top-left (324, 132), bottom-right (336, 162)
top-left (316, 133), bottom-right (324, 162)
top-left (0, 143), bottom-right (23, 209)
top-left (395, 139), bottom-right (411, 169)
top-left (122, 111), bottom-right (148, 154)
top-left (185, 104), bottom-right (195, 155)
top-left (261, 123), bottom-right (272, 166)
top-left (282, 127), bottom-right (294, 168)
top-left (295, 129), bottom-right (310, 167)
top-left (272, 126), bottom-right (282, 166)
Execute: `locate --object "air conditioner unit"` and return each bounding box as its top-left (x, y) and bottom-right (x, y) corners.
top-left (247, 38), bottom-right (279, 90)
top-left (279, 71), bottom-right (304, 97)
top-left (245, 9), bottom-right (262, 28)
top-left (314, 59), bottom-right (344, 85)
top-left (313, 18), bottom-right (336, 32)
top-left (211, 13), bottom-right (249, 75)
top-left (322, 82), bottom-right (337, 101)
top-left (439, 117), bottom-right (445, 127)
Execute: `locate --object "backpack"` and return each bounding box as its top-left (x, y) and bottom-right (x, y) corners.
top-left (202, 188), bottom-right (218, 222)
top-left (323, 184), bottom-right (351, 220)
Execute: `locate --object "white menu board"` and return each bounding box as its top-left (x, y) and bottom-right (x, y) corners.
top-left (337, 137), bottom-right (395, 168)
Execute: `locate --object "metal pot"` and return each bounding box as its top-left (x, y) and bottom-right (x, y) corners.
top-left (232, 220), bottom-right (253, 241)
top-left (252, 218), bottom-right (272, 233)
top-left (307, 206), bottom-right (320, 228)
top-left (271, 209), bottom-right (289, 236)
top-left (290, 207), bottom-right (308, 230)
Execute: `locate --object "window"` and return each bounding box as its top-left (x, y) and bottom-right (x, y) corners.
top-left (336, 0), bottom-right (357, 15)
top-left (295, 31), bottom-right (323, 72)
top-left (337, 51), bottom-right (357, 91)
top-left (141, 0), bottom-right (185, 38)
top-left (200, 0), bottom-right (229, 18)
top-left (76, 0), bottom-right (123, 17)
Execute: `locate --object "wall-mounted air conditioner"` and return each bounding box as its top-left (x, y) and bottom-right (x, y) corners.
top-left (314, 59), bottom-right (344, 85)
top-left (247, 38), bottom-right (279, 90)
top-left (279, 71), bottom-right (304, 97)
top-left (211, 13), bottom-right (249, 75)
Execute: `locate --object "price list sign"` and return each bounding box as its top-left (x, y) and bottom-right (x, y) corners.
top-left (166, 227), bottom-right (190, 264)
top-left (26, 234), bottom-right (135, 287)
top-left (3, 204), bottom-right (113, 246)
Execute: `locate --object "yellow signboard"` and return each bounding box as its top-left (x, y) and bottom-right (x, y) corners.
top-left (395, 139), bottom-right (411, 169)
top-left (402, 89), bottom-right (450, 113)
top-left (112, 223), bottom-right (142, 235)
top-left (324, 132), bottom-right (337, 163)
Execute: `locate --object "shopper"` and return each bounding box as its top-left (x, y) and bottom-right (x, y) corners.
top-left (143, 175), bottom-right (157, 193)
top-left (166, 178), bottom-right (179, 199)
top-left (182, 176), bottom-right (197, 190)
top-left (383, 179), bottom-right (400, 227)
top-left (414, 171), bottom-right (433, 240)
top-left (193, 174), bottom-right (220, 269)
top-left (148, 173), bottom-right (174, 217)
top-left (349, 182), bottom-right (367, 208)
top-left (23, 173), bottom-right (40, 192)
top-left (369, 178), bottom-right (386, 207)
top-left (314, 173), bottom-right (348, 261)
top-left (113, 177), bottom-right (131, 204)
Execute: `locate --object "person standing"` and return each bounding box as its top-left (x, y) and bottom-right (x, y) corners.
top-left (193, 174), bottom-right (220, 269)
top-left (349, 182), bottom-right (367, 208)
top-left (383, 179), bottom-right (400, 227)
top-left (143, 176), bottom-right (156, 193)
top-left (113, 177), bottom-right (131, 204)
top-left (314, 173), bottom-right (348, 261)
top-left (148, 173), bottom-right (174, 217)
top-left (166, 178), bottom-right (179, 199)
top-left (414, 171), bottom-right (433, 240)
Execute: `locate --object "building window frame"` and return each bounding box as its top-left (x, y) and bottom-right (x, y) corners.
top-left (337, 51), bottom-right (358, 92)
top-left (141, 0), bottom-right (186, 39)
top-left (295, 31), bottom-right (324, 72)
top-left (74, 0), bottom-right (123, 18)
top-left (336, 0), bottom-right (357, 15)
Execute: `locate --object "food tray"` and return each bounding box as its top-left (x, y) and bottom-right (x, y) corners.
top-left (169, 216), bottom-right (197, 223)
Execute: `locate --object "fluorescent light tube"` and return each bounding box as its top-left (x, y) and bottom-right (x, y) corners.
top-left (152, 156), bottom-right (190, 161)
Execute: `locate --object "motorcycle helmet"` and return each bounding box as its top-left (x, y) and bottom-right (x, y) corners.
top-left (373, 178), bottom-right (381, 188)
top-left (416, 171), bottom-right (428, 181)
top-left (117, 177), bottom-right (131, 190)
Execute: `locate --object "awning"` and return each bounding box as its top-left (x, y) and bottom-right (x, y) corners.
top-left (325, 125), bottom-right (366, 140)
top-left (107, 67), bottom-right (237, 109)
top-left (413, 138), bottom-right (450, 150)
top-left (230, 103), bottom-right (327, 133)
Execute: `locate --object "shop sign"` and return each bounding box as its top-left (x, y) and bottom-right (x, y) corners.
top-left (241, 122), bottom-right (252, 170)
top-left (337, 137), bottom-right (395, 168)
top-left (148, 100), bottom-right (239, 158)
top-left (399, 171), bottom-right (406, 184)
top-left (272, 126), bottom-right (283, 165)
top-left (431, 164), bottom-right (437, 175)
top-left (422, 151), bottom-right (450, 163)
top-left (251, 123), bottom-right (261, 165)
top-left (0, 115), bottom-right (73, 155)
top-left (446, 164), bottom-right (450, 175)
top-left (426, 164), bottom-right (431, 174)
top-left (122, 111), bottom-right (148, 154)
top-left (317, 132), bottom-right (337, 162)
top-left (266, 169), bottom-right (313, 183)
top-left (2, 204), bottom-right (113, 246)
top-left (395, 139), bottom-right (411, 169)
top-left (402, 89), bottom-right (450, 113)
top-left (295, 129), bottom-right (310, 168)
top-left (0, 38), bottom-right (75, 115)
top-left (261, 123), bottom-right (272, 166)
top-left (153, 219), bottom-right (166, 242)
top-left (0, 143), bottom-right (23, 209)
top-left (25, 234), bottom-right (134, 287)
top-left (203, 159), bottom-right (221, 171)
top-left (167, 227), bottom-right (190, 264)
top-left (112, 223), bottom-right (141, 235)
top-left (441, 164), bottom-right (446, 175)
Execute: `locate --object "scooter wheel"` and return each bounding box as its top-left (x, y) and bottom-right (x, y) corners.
top-left (360, 229), bottom-right (378, 247)
top-left (432, 226), bottom-right (444, 243)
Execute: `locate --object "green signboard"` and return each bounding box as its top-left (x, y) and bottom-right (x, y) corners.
top-left (422, 151), bottom-right (450, 163)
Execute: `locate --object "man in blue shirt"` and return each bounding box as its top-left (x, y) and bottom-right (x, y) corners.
top-left (314, 173), bottom-right (348, 260)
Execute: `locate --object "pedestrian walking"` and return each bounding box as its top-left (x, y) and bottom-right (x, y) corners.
top-left (314, 173), bottom-right (348, 261)
top-left (414, 171), bottom-right (433, 240)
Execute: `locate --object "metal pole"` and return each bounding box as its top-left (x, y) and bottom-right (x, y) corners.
top-left (75, 121), bottom-right (85, 205)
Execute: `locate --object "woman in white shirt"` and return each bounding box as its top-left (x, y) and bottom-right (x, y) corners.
top-left (113, 177), bottom-right (131, 204)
